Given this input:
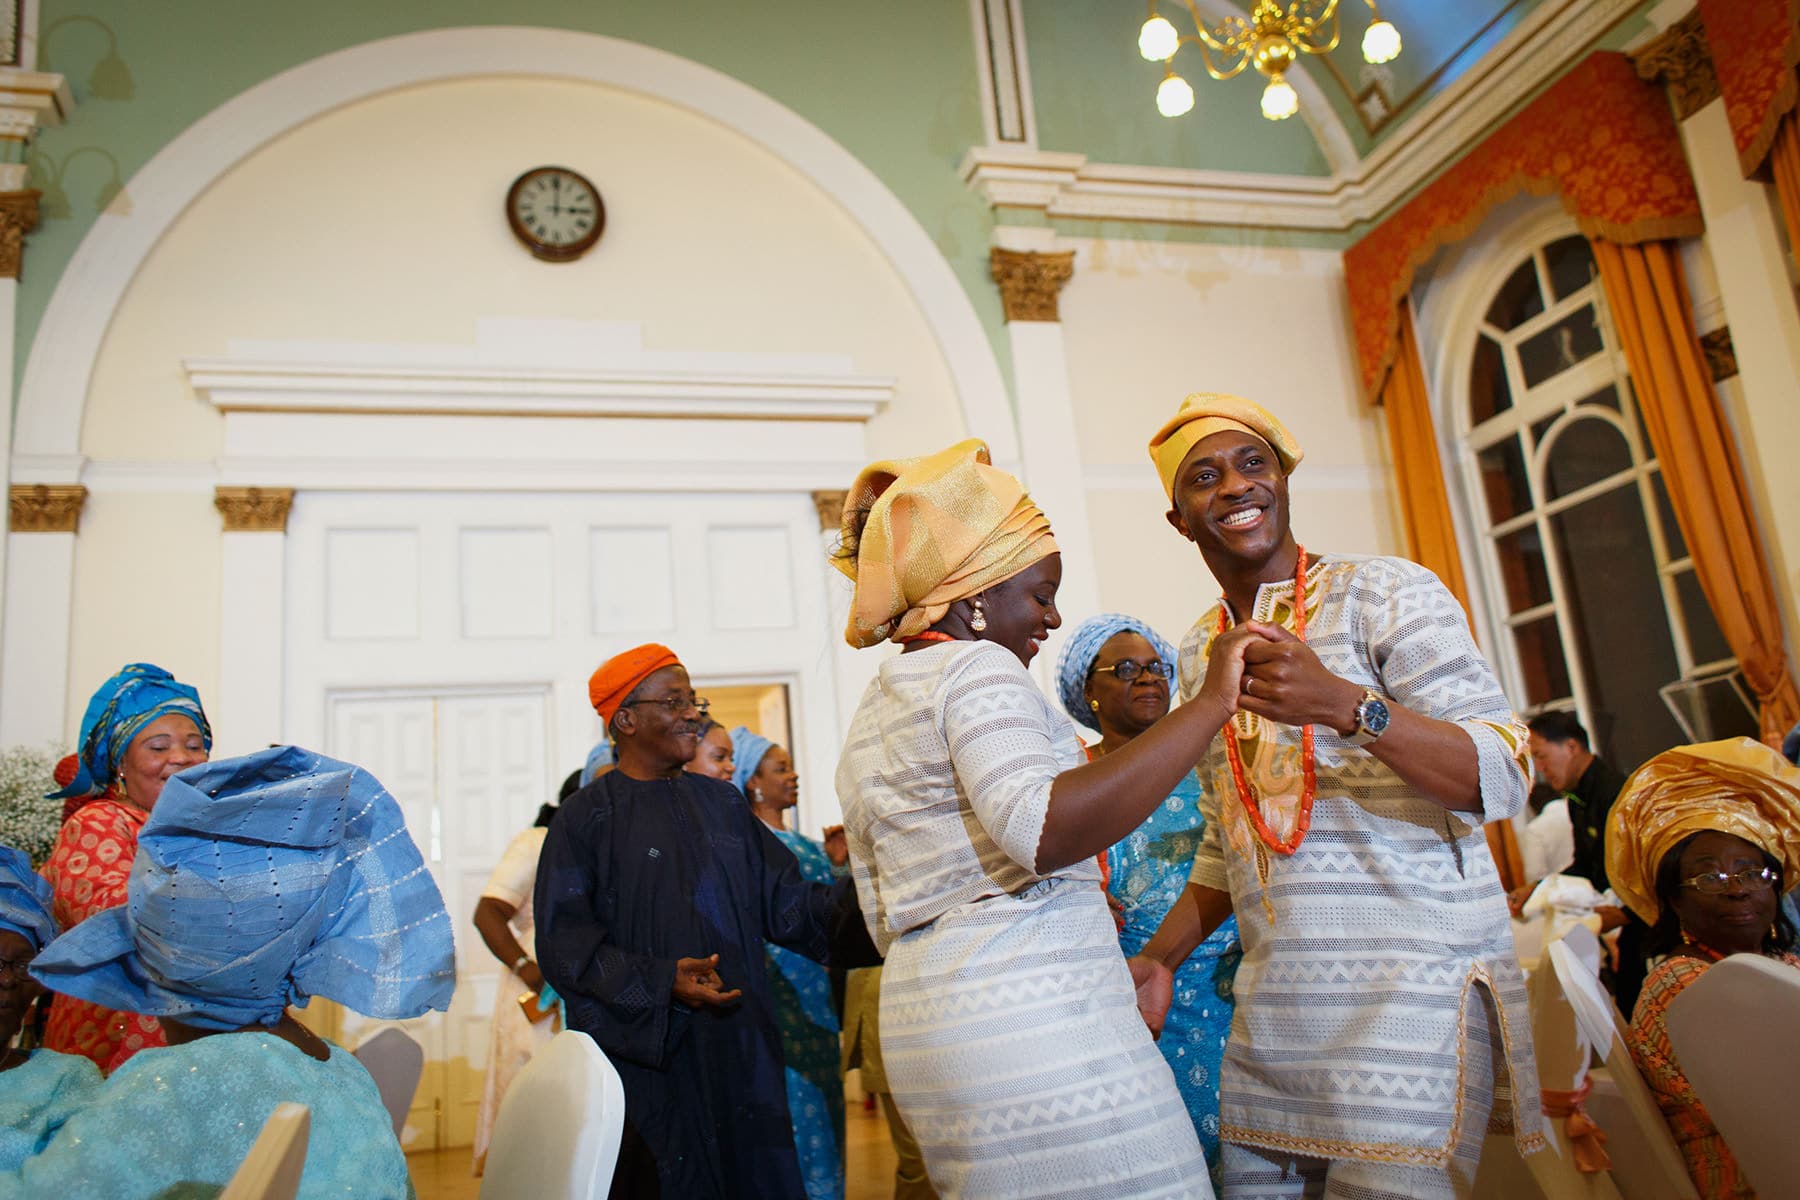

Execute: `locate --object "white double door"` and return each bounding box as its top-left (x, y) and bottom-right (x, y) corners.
top-left (281, 487), bottom-right (848, 1148)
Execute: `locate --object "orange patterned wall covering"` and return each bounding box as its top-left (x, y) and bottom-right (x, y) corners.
top-left (1343, 51), bottom-right (1703, 401)
top-left (1698, 0), bottom-right (1800, 177)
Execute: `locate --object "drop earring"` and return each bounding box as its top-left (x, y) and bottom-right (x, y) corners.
top-left (970, 599), bottom-right (988, 633)
top-left (1088, 699), bottom-right (1100, 712)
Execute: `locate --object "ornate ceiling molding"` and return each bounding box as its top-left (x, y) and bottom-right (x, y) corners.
top-left (962, 0), bottom-right (1644, 233)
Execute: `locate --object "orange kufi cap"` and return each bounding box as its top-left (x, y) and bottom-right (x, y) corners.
top-left (1147, 393), bottom-right (1303, 501)
top-left (589, 644), bottom-right (681, 724)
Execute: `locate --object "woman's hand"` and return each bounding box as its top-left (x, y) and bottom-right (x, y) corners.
top-left (1194, 623), bottom-right (1274, 722)
top-left (1129, 956), bottom-right (1174, 1038)
top-left (822, 825), bottom-right (849, 867)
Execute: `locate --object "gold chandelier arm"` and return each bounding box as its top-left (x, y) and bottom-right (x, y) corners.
top-left (1289, 0), bottom-right (1343, 57)
top-left (1168, 0), bottom-right (1254, 78)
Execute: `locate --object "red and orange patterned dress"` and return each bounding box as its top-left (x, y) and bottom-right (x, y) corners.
top-left (40, 795), bottom-right (167, 1071)
top-left (1629, 950), bottom-right (1800, 1199)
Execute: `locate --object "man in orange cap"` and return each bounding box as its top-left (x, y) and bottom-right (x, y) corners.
top-left (536, 644), bottom-right (876, 1200)
top-left (1134, 394), bottom-right (1545, 1196)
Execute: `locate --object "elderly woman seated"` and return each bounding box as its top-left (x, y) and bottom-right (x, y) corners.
top-left (0, 846), bottom-right (100, 1170)
top-left (16, 745), bottom-right (456, 1199)
top-left (1607, 737), bottom-right (1800, 1200)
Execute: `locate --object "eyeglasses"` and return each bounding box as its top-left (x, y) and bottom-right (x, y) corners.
top-left (1091, 659), bottom-right (1171, 684)
top-left (619, 696), bottom-right (710, 718)
top-left (1679, 865), bottom-right (1779, 895)
top-left (0, 956), bottom-right (35, 981)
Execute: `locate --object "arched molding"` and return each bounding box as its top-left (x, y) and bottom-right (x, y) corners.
top-left (13, 25), bottom-right (1015, 472)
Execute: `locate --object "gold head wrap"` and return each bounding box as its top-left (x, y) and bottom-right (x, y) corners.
top-left (833, 439), bottom-right (1057, 649)
top-left (1147, 393), bottom-right (1304, 501)
top-left (1605, 737), bottom-right (1800, 925)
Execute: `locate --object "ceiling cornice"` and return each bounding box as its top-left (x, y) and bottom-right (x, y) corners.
top-left (961, 0), bottom-right (1643, 235)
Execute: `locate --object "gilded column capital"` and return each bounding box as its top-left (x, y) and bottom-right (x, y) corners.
top-left (215, 486), bottom-right (294, 532)
top-left (990, 247), bottom-right (1075, 323)
top-left (811, 489), bottom-right (847, 534)
top-left (1631, 11), bottom-right (1719, 121)
top-left (0, 189), bottom-right (40, 280)
top-left (1699, 326), bottom-right (1738, 382)
top-left (9, 483), bottom-right (86, 532)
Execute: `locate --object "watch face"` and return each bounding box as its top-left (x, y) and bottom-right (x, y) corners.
top-left (1363, 697), bottom-right (1391, 736)
top-left (507, 167), bottom-right (605, 261)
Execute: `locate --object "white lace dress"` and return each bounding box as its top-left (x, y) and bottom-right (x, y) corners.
top-left (836, 640), bottom-right (1212, 1199)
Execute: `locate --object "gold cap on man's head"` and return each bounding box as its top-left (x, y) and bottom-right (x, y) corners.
top-left (1147, 393), bottom-right (1302, 500)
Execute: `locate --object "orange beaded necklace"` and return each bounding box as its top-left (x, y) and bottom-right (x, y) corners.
top-left (1217, 544), bottom-right (1316, 857)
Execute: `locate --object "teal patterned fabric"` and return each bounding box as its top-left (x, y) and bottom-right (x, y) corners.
top-left (1106, 770), bottom-right (1240, 1184)
top-left (0, 1051), bottom-right (100, 1172)
top-left (767, 827), bottom-right (844, 1200)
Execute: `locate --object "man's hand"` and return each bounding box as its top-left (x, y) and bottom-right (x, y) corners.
top-left (672, 954), bottom-right (742, 1008)
top-left (1507, 882), bottom-right (1538, 917)
top-left (1237, 624), bottom-right (1363, 732)
top-left (1596, 904), bottom-right (1627, 933)
top-left (822, 825), bottom-right (849, 868)
top-left (1128, 956), bottom-right (1174, 1039)
top-left (518, 960), bottom-right (545, 993)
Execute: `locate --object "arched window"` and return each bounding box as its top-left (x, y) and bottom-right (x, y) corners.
top-left (1457, 234), bottom-right (1751, 769)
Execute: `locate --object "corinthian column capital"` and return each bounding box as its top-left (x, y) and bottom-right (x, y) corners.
top-left (990, 247), bottom-right (1075, 322)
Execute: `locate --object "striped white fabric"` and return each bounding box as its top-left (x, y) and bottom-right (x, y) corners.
top-left (1179, 553), bottom-right (1547, 1170)
top-left (837, 641), bottom-right (1213, 1198)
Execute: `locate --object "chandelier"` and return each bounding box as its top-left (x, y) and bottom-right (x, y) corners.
top-left (1138, 0), bottom-right (1402, 122)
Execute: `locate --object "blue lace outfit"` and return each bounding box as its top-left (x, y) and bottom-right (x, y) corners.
top-left (768, 827), bottom-right (846, 1200)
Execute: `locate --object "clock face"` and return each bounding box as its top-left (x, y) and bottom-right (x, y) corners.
top-left (506, 167), bottom-right (605, 262)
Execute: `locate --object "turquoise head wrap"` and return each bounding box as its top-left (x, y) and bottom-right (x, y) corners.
top-left (729, 727), bottom-right (775, 797)
top-left (48, 663), bottom-right (211, 801)
top-left (0, 845), bottom-right (57, 951)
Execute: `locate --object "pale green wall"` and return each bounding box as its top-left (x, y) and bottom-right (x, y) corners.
top-left (21, 0), bottom-right (1007, 391)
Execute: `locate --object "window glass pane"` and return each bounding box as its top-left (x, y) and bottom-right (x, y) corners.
top-left (1578, 384), bottom-right (1621, 413)
top-left (1544, 418), bottom-right (1633, 501)
top-left (1493, 525), bottom-right (1551, 613)
top-left (1518, 305), bottom-right (1605, 387)
top-left (1650, 470), bottom-right (1687, 560)
top-left (1544, 236), bottom-right (1597, 301)
top-left (1476, 436), bottom-right (1531, 525)
top-left (1530, 413), bottom-right (1559, 449)
top-left (1549, 486), bottom-right (1687, 770)
top-left (1512, 615), bottom-right (1572, 707)
top-left (1674, 569), bottom-right (1733, 666)
top-left (1486, 260), bottom-right (1544, 331)
top-left (1469, 334), bottom-right (1512, 424)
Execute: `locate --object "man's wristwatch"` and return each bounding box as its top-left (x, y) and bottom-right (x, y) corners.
top-left (1345, 688), bottom-right (1391, 746)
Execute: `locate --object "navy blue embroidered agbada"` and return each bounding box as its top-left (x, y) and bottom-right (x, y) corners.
top-left (535, 768), bottom-right (871, 1200)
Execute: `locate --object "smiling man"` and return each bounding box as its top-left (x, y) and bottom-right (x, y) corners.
top-left (535, 643), bottom-right (874, 1200)
top-left (1131, 395), bottom-right (1546, 1198)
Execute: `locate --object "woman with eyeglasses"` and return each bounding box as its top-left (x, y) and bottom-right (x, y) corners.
top-left (1056, 615), bottom-right (1240, 1188)
top-left (1607, 737), bottom-right (1800, 1199)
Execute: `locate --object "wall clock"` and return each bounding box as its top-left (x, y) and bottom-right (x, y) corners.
top-left (505, 166), bottom-right (605, 262)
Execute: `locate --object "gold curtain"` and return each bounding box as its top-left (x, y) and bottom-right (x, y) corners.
top-left (1590, 238), bottom-right (1800, 745)
top-left (1770, 117), bottom-right (1800, 268)
top-left (1379, 301), bottom-right (1472, 614)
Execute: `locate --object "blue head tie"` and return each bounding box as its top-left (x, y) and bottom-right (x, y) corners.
top-left (729, 726), bottom-right (775, 797)
top-left (1054, 614), bottom-right (1179, 732)
top-left (0, 846), bottom-right (57, 951)
top-left (580, 739), bottom-right (614, 787)
top-left (32, 745), bottom-right (455, 1031)
top-left (48, 663), bottom-right (212, 801)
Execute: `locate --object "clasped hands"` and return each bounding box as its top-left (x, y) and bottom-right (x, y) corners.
top-left (1198, 620), bottom-right (1363, 736)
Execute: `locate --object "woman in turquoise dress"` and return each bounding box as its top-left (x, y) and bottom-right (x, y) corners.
top-left (733, 726), bottom-right (848, 1200)
top-left (1057, 614), bottom-right (1241, 1184)
top-left (18, 745), bottom-right (456, 1199)
top-left (0, 845), bottom-right (100, 1172)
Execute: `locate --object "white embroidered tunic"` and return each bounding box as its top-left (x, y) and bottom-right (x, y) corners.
top-left (1179, 553), bottom-right (1546, 1166)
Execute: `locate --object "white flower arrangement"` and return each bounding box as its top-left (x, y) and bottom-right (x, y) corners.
top-left (0, 744), bottom-right (69, 868)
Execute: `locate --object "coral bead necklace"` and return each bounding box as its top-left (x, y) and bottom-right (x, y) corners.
top-left (1217, 544), bottom-right (1317, 857)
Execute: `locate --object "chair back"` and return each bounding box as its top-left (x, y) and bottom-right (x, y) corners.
top-left (1511, 958), bottom-right (1622, 1200)
top-left (354, 1027), bottom-right (425, 1140)
top-left (1663, 953), bottom-right (1800, 1199)
top-left (1547, 933), bottom-right (1699, 1200)
top-left (219, 1102), bottom-right (311, 1200)
top-left (480, 1029), bottom-right (627, 1200)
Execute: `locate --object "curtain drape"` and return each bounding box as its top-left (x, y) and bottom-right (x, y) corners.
top-left (1769, 117), bottom-right (1800, 265)
top-left (1379, 301), bottom-right (1471, 615)
top-left (1590, 238), bottom-right (1800, 744)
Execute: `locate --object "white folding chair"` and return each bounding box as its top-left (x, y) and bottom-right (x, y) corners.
top-left (480, 1029), bottom-right (627, 1200)
top-left (353, 1027), bottom-right (425, 1141)
top-left (219, 1102), bottom-right (311, 1200)
top-left (1663, 953), bottom-right (1800, 1199)
top-left (1549, 930), bottom-right (1699, 1200)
